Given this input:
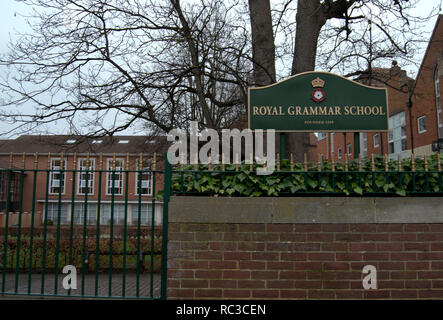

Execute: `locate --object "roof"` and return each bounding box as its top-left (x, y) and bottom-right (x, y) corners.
top-left (354, 65), bottom-right (414, 89)
top-left (412, 14), bottom-right (443, 93)
top-left (0, 135), bottom-right (170, 155)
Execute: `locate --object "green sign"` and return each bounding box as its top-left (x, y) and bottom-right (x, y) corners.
top-left (248, 71), bottom-right (388, 132)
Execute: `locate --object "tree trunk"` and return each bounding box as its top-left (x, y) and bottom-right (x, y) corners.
top-left (287, 0), bottom-right (326, 162)
top-left (248, 0), bottom-right (276, 86)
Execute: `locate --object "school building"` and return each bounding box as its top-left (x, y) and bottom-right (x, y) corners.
top-left (317, 14), bottom-right (443, 161)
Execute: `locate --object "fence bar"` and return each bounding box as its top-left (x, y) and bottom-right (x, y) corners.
top-left (54, 153), bottom-right (65, 294)
top-left (27, 153), bottom-right (39, 294)
top-left (68, 153), bottom-right (77, 296)
top-left (150, 169), bottom-right (157, 298)
top-left (94, 154), bottom-right (103, 296)
top-left (40, 154), bottom-right (51, 294)
top-left (1, 154), bottom-right (13, 293)
top-left (161, 153), bottom-right (172, 299)
top-left (80, 155), bottom-right (90, 297)
top-left (108, 154), bottom-right (116, 297)
top-left (136, 156), bottom-right (143, 297)
top-left (121, 154), bottom-right (130, 297)
top-left (14, 153), bottom-right (26, 293)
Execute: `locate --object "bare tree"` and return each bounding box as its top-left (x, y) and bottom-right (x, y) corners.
top-left (0, 0), bottom-right (251, 137)
top-left (0, 0), bottom-right (437, 161)
top-left (249, 0), bottom-right (437, 161)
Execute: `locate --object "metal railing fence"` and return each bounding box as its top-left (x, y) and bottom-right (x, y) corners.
top-left (0, 152), bottom-right (169, 299)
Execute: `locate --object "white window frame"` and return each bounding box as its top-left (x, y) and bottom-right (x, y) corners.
top-left (373, 134), bottom-right (380, 148)
top-left (388, 112), bottom-right (408, 159)
top-left (106, 158), bottom-right (124, 195)
top-left (417, 116), bottom-right (426, 134)
top-left (49, 158), bottom-right (66, 195)
top-left (73, 203), bottom-right (97, 225)
top-left (347, 143), bottom-right (352, 156)
top-left (361, 132), bottom-right (368, 157)
top-left (131, 203), bottom-right (153, 226)
top-left (77, 158), bottom-right (95, 195)
top-left (102, 203), bottom-right (126, 225)
top-left (135, 160), bottom-right (153, 196)
top-left (45, 202), bottom-right (69, 224)
top-left (337, 147), bottom-right (342, 159)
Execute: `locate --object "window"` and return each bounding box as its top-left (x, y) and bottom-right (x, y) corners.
top-left (78, 159), bottom-right (95, 195)
top-left (102, 204), bottom-right (126, 225)
top-left (337, 147), bottom-right (342, 159)
top-left (45, 203), bottom-right (68, 224)
top-left (136, 159), bottom-right (153, 195)
top-left (106, 159), bottom-right (124, 195)
top-left (417, 116), bottom-right (426, 134)
top-left (73, 203), bottom-right (97, 225)
top-left (347, 143), bottom-right (352, 155)
top-left (388, 112), bottom-right (407, 159)
top-left (373, 134), bottom-right (380, 148)
top-left (361, 133), bottom-right (368, 157)
top-left (49, 158), bottom-right (66, 194)
top-left (131, 204), bottom-right (153, 226)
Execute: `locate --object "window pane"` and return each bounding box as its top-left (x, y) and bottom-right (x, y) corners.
top-left (107, 159), bottom-right (123, 195)
top-left (136, 160), bottom-right (153, 195)
top-left (74, 204), bottom-right (97, 224)
top-left (78, 159), bottom-right (94, 194)
top-left (401, 138), bottom-right (407, 151)
top-left (50, 159), bottom-right (66, 194)
top-left (131, 204), bottom-right (153, 226)
top-left (102, 204), bottom-right (125, 225)
top-left (401, 126), bottom-right (407, 138)
top-left (418, 117), bottom-right (426, 133)
top-left (46, 203), bottom-right (68, 224)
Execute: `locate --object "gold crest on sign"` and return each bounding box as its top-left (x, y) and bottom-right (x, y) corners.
top-left (311, 77), bottom-right (325, 88)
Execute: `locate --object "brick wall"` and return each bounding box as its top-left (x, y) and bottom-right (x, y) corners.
top-left (167, 197), bottom-right (443, 299)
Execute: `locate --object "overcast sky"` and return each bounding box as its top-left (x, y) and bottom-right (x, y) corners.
top-left (0, 0), bottom-right (441, 138)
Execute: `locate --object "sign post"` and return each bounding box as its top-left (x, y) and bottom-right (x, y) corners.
top-left (279, 132), bottom-right (286, 159)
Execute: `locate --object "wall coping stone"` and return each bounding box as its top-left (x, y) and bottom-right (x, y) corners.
top-left (169, 196), bottom-right (443, 224)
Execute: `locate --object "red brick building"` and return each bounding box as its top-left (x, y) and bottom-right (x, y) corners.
top-left (317, 14), bottom-right (443, 161)
top-left (0, 135), bottom-right (168, 227)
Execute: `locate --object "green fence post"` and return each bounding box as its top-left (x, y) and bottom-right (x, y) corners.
top-left (27, 158), bottom-right (39, 295)
top-left (160, 153), bottom-right (172, 300)
top-left (1, 168), bottom-right (13, 294)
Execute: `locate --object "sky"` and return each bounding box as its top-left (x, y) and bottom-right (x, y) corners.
top-left (0, 0), bottom-right (441, 139)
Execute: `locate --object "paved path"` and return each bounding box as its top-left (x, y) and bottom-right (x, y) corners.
top-left (0, 272), bottom-right (161, 299)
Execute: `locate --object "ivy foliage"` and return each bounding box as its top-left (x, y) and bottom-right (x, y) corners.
top-left (170, 154), bottom-right (443, 197)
